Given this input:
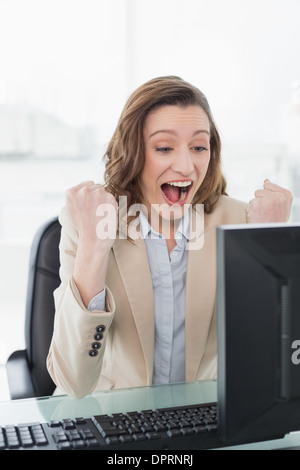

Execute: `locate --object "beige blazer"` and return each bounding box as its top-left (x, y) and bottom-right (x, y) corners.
top-left (47, 195), bottom-right (247, 398)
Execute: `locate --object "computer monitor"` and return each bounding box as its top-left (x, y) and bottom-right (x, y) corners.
top-left (217, 223), bottom-right (300, 445)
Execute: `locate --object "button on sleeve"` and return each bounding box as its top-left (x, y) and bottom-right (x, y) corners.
top-left (96, 325), bottom-right (106, 333)
top-left (88, 350), bottom-right (98, 357)
top-left (94, 333), bottom-right (103, 341)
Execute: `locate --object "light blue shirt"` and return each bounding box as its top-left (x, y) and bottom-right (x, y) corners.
top-left (88, 211), bottom-right (190, 385)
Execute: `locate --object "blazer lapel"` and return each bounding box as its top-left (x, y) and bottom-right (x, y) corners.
top-left (185, 210), bottom-right (217, 381)
top-left (112, 237), bottom-right (155, 384)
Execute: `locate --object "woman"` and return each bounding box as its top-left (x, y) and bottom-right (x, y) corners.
top-left (47, 76), bottom-right (292, 398)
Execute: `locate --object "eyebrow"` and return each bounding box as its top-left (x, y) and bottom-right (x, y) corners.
top-left (148, 129), bottom-right (210, 139)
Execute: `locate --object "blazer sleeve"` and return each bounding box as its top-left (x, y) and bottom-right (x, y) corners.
top-left (46, 207), bottom-right (115, 399)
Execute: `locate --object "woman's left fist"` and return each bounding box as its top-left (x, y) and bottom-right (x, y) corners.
top-left (246, 179), bottom-right (293, 223)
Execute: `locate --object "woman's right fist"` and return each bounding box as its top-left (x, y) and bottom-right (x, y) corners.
top-left (65, 181), bottom-right (118, 251)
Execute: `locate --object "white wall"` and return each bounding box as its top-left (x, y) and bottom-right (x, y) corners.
top-left (0, 0), bottom-right (130, 142)
top-left (127, 0), bottom-right (300, 141)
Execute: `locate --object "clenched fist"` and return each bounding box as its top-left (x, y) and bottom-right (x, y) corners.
top-left (66, 180), bottom-right (118, 252)
top-left (246, 179), bottom-right (293, 223)
top-left (65, 181), bottom-right (118, 306)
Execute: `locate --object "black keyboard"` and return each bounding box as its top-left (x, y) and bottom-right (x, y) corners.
top-left (0, 402), bottom-right (224, 450)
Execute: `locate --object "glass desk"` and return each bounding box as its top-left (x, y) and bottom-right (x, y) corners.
top-left (1, 380), bottom-right (300, 450)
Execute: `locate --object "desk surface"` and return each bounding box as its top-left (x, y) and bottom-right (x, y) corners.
top-left (1, 380), bottom-right (300, 450)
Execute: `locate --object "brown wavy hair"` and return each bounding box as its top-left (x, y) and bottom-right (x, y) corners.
top-left (103, 76), bottom-right (227, 216)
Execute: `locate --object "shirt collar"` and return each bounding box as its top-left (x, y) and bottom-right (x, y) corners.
top-left (139, 209), bottom-right (190, 244)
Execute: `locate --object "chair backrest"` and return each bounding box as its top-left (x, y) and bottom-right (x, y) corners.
top-left (24, 217), bottom-right (61, 397)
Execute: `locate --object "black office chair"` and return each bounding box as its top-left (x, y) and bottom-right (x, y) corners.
top-left (6, 217), bottom-right (61, 400)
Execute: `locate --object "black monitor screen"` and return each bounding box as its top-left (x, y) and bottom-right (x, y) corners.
top-left (217, 223), bottom-right (300, 444)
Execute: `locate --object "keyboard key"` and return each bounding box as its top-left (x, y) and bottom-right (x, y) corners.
top-left (105, 436), bottom-right (120, 445)
top-left (153, 423), bottom-right (167, 432)
top-left (21, 439), bottom-right (34, 448)
top-left (35, 436), bottom-right (48, 446)
top-left (49, 420), bottom-right (61, 428)
top-left (145, 431), bottom-right (160, 440)
top-left (57, 441), bottom-right (72, 450)
top-left (181, 427), bottom-right (195, 436)
top-left (67, 430), bottom-right (82, 441)
top-left (207, 424), bottom-right (218, 432)
top-left (62, 419), bottom-right (75, 430)
top-left (54, 431), bottom-right (68, 443)
top-left (119, 435), bottom-right (134, 443)
top-left (132, 433), bottom-right (146, 441)
top-left (72, 439), bottom-right (86, 449)
top-left (80, 429), bottom-right (95, 440)
top-left (193, 425), bottom-right (208, 434)
top-left (167, 429), bottom-right (182, 438)
top-left (98, 421), bottom-right (117, 432)
top-left (86, 438), bottom-right (99, 448)
top-left (74, 417), bottom-right (87, 425)
top-left (8, 438), bottom-right (20, 449)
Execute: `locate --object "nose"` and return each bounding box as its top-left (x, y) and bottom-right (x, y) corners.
top-left (171, 148), bottom-right (194, 176)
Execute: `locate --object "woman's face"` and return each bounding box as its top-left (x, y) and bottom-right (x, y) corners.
top-left (140, 104), bottom-right (211, 222)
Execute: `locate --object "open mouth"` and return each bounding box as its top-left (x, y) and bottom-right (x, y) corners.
top-left (161, 181), bottom-right (193, 205)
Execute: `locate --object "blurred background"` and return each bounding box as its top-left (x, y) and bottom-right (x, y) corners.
top-left (0, 0), bottom-right (300, 398)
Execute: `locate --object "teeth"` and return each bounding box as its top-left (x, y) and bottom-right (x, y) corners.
top-left (167, 181), bottom-right (192, 187)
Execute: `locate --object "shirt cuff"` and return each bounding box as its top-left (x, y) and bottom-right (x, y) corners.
top-left (87, 288), bottom-right (106, 312)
